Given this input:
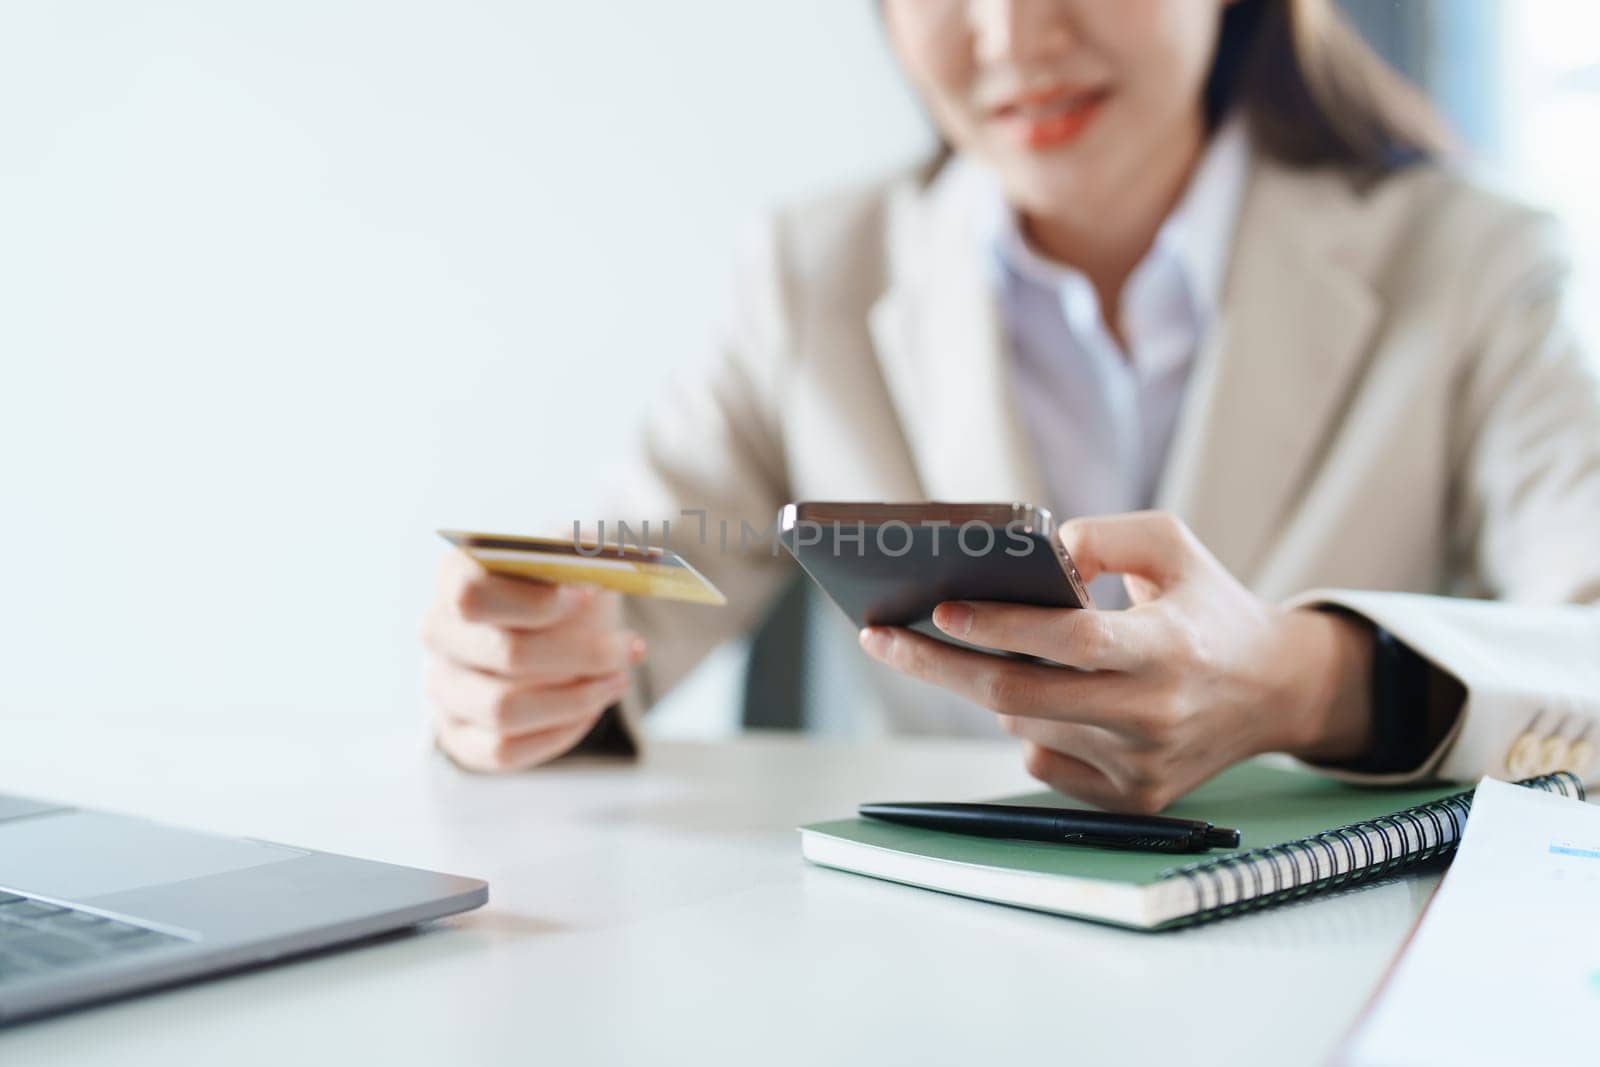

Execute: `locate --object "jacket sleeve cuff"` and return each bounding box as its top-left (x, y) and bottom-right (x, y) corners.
top-left (1283, 589), bottom-right (1468, 785)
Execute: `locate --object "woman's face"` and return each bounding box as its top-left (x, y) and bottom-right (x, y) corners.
top-left (885, 0), bottom-right (1228, 219)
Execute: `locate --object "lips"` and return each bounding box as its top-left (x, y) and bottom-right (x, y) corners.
top-left (990, 86), bottom-right (1110, 150)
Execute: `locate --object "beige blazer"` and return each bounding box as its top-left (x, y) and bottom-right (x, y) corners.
top-left (589, 147), bottom-right (1600, 786)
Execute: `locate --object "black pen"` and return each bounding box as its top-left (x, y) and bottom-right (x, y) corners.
top-left (859, 802), bottom-right (1242, 854)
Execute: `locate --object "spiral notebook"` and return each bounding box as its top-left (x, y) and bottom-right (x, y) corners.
top-left (799, 762), bottom-right (1584, 930)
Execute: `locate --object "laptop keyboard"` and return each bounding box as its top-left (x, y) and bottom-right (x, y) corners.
top-left (0, 891), bottom-right (184, 985)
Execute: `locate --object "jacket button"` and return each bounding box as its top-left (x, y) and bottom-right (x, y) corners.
top-left (1569, 739), bottom-right (1596, 778)
top-left (1506, 732), bottom-right (1543, 779)
top-left (1539, 736), bottom-right (1575, 776)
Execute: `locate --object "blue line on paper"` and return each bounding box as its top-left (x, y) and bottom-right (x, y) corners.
top-left (1548, 844), bottom-right (1600, 859)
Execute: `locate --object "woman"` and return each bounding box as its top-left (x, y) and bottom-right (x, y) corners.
top-left (421, 0), bottom-right (1600, 812)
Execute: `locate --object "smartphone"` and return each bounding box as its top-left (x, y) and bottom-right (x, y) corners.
top-left (777, 501), bottom-right (1093, 654)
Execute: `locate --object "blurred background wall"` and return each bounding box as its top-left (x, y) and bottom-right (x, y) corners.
top-left (2, 2), bottom-right (1597, 741)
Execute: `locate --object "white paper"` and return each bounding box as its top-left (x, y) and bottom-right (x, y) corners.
top-left (1345, 777), bottom-right (1600, 1066)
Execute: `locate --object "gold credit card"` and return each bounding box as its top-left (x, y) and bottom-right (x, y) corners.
top-left (438, 530), bottom-right (726, 606)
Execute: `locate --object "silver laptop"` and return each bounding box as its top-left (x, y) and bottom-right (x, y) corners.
top-left (0, 792), bottom-right (486, 1024)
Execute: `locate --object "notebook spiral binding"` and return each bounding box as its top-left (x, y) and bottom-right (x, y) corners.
top-left (1163, 772), bottom-right (1586, 927)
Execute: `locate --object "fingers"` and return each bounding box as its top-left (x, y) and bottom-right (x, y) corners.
top-left (931, 600), bottom-right (1158, 671)
top-left (425, 551), bottom-right (635, 773)
top-left (1001, 715), bottom-right (1176, 809)
top-left (426, 658), bottom-right (631, 734)
top-left (997, 714), bottom-right (1124, 783)
top-left (458, 573), bottom-right (584, 628)
top-left (1019, 740), bottom-right (1174, 814)
top-left (1057, 511), bottom-right (1195, 589)
top-left (1010, 716), bottom-right (1199, 814)
top-left (423, 613), bottom-right (646, 679)
top-left (859, 626), bottom-right (1136, 728)
top-left (441, 549), bottom-right (614, 630)
top-left (1017, 742), bottom-right (1128, 810)
top-left (435, 715), bottom-right (602, 774)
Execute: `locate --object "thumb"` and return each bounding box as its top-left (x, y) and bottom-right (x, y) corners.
top-left (1057, 511), bottom-right (1195, 591)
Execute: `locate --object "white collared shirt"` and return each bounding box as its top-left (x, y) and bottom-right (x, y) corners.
top-left (981, 119), bottom-right (1251, 606)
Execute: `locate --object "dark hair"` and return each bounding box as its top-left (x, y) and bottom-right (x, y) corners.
top-left (917, 0), bottom-right (1453, 181)
top-left (1207, 0), bottom-right (1454, 172)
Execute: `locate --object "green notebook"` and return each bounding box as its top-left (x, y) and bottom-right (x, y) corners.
top-left (799, 762), bottom-right (1583, 930)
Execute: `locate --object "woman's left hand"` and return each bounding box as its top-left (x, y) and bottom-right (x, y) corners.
top-left (858, 511), bottom-right (1376, 813)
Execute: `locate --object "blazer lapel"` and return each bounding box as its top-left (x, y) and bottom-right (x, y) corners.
top-left (866, 154), bottom-right (1382, 580)
top-left (1157, 160), bottom-right (1381, 580)
top-left (868, 166), bottom-right (1050, 508)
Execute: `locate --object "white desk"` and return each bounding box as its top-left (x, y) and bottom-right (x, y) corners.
top-left (0, 707), bottom-right (1434, 1065)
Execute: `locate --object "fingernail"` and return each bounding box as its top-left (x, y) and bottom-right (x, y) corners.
top-left (934, 602), bottom-right (973, 636)
top-left (859, 628), bottom-right (891, 658)
top-left (626, 635), bottom-right (647, 663)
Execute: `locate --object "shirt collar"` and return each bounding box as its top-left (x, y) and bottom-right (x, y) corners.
top-left (976, 114), bottom-right (1252, 328)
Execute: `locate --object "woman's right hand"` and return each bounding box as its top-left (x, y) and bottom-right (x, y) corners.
top-left (421, 551), bottom-right (647, 772)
